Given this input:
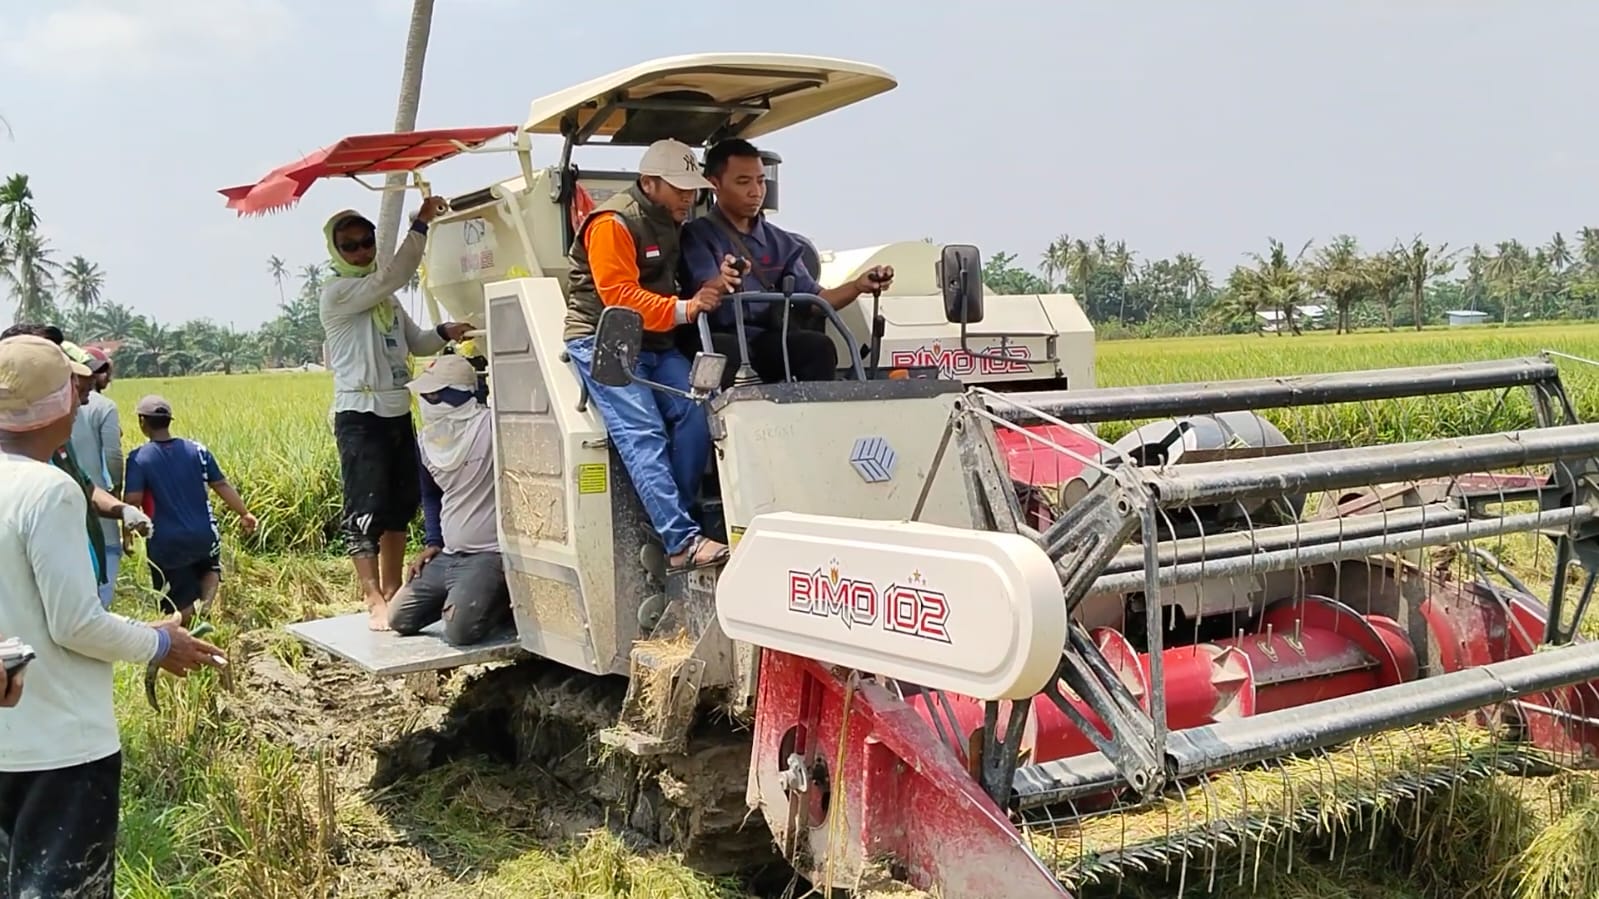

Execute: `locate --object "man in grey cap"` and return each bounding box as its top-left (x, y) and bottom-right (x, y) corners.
top-left (124, 395), bottom-right (256, 627)
top-left (386, 353), bottom-right (511, 645)
top-left (0, 335), bottom-right (223, 899)
top-left (561, 139), bottom-right (742, 580)
top-left (70, 345), bottom-right (124, 609)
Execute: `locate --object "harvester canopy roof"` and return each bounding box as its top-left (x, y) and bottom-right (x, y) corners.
top-left (218, 126), bottom-right (517, 216)
top-left (521, 53), bottom-right (896, 147)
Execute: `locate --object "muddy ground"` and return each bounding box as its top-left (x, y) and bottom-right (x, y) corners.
top-left (222, 630), bottom-right (932, 898)
top-left (224, 633), bottom-right (612, 897)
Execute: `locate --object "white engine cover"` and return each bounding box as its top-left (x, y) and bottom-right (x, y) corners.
top-left (715, 512), bottom-right (1067, 700)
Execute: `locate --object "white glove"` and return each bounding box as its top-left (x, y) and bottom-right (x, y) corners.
top-left (120, 504), bottom-right (153, 537)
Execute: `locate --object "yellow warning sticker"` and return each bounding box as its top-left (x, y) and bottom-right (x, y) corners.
top-left (577, 463), bottom-right (608, 494)
top-left (729, 526), bottom-right (745, 548)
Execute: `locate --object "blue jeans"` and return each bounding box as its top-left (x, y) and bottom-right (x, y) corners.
top-left (97, 545), bottom-right (122, 609)
top-left (565, 336), bottom-right (709, 555)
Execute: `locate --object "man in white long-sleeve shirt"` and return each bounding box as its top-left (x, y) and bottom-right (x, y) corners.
top-left (319, 198), bottom-right (472, 631)
top-left (0, 335), bottom-right (224, 899)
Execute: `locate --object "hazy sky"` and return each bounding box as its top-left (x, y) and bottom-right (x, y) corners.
top-left (3, 1), bottom-right (1597, 329)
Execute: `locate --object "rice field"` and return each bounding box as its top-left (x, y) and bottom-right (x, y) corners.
top-left (95, 322), bottom-right (1599, 898)
top-left (121, 322), bottom-right (1599, 552)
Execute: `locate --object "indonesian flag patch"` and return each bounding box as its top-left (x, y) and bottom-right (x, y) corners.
top-left (644, 245), bottom-right (661, 259)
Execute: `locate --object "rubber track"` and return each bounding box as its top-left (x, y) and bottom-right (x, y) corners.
top-left (374, 658), bottom-right (778, 877)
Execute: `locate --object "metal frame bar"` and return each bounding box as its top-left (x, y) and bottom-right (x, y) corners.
top-left (1090, 504), bottom-right (1596, 595)
top-left (992, 356), bottom-right (1562, 425)
top-left (1145, 423), bottom-right (1599, 508)
top-left (1013, 639), bottom-right (1599, 808)
top-left (1098, 503), bottom-right (1469, 575)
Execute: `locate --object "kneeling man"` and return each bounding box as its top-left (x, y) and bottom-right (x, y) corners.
top-left (388, 354), bottom-right (512, 646)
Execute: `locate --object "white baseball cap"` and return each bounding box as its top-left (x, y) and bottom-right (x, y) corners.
top-left (638, 139), bottom-right (712, 191)
top-left (408, 353), bottom-right (479, 395)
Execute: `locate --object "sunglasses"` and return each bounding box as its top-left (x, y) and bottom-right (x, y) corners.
top-left (338, 235), bottom-right (377, 253)
top-left (421, 387), bottom-right (476, 407)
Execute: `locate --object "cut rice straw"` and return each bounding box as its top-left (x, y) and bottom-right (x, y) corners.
top-left (1022, 718), bottom-right (1535, 890)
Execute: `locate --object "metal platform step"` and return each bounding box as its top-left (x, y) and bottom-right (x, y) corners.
top-left (284, 612), bottom-right (524, 676)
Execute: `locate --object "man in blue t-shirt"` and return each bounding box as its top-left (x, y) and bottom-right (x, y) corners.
top-left (679, 138), bottom-right (893, 386)
top-left (123, 395), bottom-right (257, 626)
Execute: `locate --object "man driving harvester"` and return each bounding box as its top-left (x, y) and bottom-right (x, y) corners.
top-left (681, 138), bottom-right (893, 385)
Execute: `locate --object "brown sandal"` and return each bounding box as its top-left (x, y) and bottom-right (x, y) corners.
top-left (668, 535), bottom-right (731, 572)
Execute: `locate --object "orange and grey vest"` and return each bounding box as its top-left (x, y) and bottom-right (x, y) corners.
top-left (564, 183), bottom-right (682, 350)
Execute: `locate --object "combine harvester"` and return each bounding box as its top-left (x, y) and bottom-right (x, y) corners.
top-left (222, 53), bottom-right (1599, 897)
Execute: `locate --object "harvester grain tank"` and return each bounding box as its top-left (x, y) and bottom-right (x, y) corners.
top-left (222, 53), bottom-right (1599, 898)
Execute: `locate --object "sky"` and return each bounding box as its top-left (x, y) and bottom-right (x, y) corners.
top-left (2, 1), bottom-right (1598, 330)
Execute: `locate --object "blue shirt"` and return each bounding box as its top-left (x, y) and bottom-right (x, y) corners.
top-left (126, 438), bottom-right (225, 565)
top-left (680, 209), bottom-right (821, 333)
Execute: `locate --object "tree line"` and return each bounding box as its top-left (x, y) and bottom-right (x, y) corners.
top-left (984, 230), bottom-right (1599, 337)
top-left (7, 169), bottom-right (1599, 377)
top-left (0, 173), bottom-right (410, 376)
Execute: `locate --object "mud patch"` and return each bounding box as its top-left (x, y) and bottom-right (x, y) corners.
top-left (215, 631), bottom-right (800, 896)
top-left (222, 631), bottom-right (452, 764)
top-left (214, 633), bottom-right (622, 896)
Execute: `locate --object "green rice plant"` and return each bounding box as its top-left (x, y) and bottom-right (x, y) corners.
top-left (1507, 787), bottom-right (1599, 899)
top-left (108, 371), bottom-right (343, 555)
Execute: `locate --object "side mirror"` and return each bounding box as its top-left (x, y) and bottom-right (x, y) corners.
top-left (592, 306), bottom-right (644, 388)
top-left (689, 352), bottom-right (728, 394)
top-left (939, 244), bottom-right (985, 325)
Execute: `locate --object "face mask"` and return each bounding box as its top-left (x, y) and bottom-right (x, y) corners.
top-left (418, 387), bottom-right (485, 472)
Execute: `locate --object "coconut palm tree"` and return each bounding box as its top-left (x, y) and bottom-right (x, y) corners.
top-left (0, 174), bottom-right (37, 241)
top-left (1548, 232), bottom-right (1574, 280)
top-left (1040, 234), bottom-right (1070, 292)
top-left (1173, 252), bottom-right (1206, 317)
top-left (1363, 250), bottom-right (1410, 331)
top-left (1580, 228), bottom-right (1599, 278)
top-left (1487, 240), bottom-right (1532, 324)
top-left (1105, 241), bottom-right (1136, 324)
top-left (1242, 238), bottom-right (1312, 336)
top-left (1214, 264), bottom-right (1264, 333)
top-left (0, 174), bottom-right (60, 324)
top-left (1068, 239), bottom-right (1097, 319)
top-left (1393, 236), bottom-right (1455, 331)
top-left (1307, 235), bottom-right (1367, 334)
top-left (299, 263), bottom-right (327, 297)
top-left (62, 255), bottom-right (105, 311)
top-left (267, 255), bottom-right (289, 306)
top-left (375, 0), bottom-right (437, 261)
top-left (1, 231), bottom-right (60, 324)
top-left (1462, 244), bottom-right (1489, 312)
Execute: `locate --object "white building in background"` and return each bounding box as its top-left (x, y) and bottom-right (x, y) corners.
top-left (1257, 304), bottom-right (1328, 333)
top-left (1446, 309), bottom-right (1490, 327)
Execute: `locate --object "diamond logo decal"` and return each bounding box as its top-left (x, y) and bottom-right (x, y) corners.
top-left (849, 436), bottom-right (898, 484)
